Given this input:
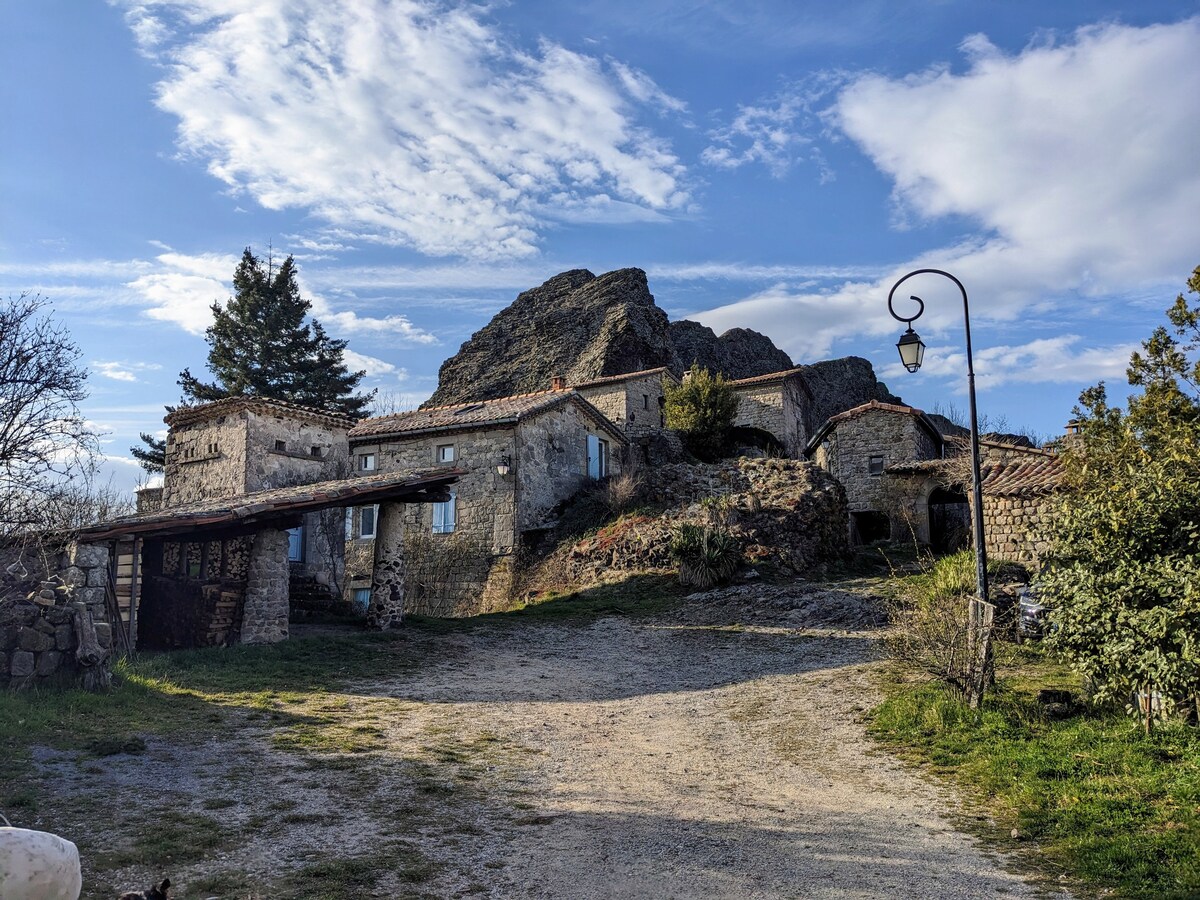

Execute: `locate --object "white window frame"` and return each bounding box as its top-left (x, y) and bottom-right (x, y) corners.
top-left (359, 453), bottom-right (376, 472)
top-left (432, 490), bottom-right (457, 534)
top-left (359, 504), bottom-right (379, 539)
top-left (436, 443), bottom-right (456, 464)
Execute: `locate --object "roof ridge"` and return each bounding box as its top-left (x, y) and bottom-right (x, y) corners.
top-left (359, 388), bottom-right (565, 423)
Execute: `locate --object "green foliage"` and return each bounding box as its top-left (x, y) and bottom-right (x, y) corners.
top-left (664, 364), bottom-right (739, 461)
top-left (130, 431), bottom-right (165, 474)
top-left (871, 670), bottom-right (1200, 899)
top-left (668, 522), bottom-right (742, 588)
top-left (1040, 264), bottom-right (1200, 722)
top-left (178, 247), bottom-right (374, 417)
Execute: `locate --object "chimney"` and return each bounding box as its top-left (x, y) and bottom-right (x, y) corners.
top-left (551, 375), bottom-right (567, 391)
top-left (1064, 419), bottom-right (1082, 436)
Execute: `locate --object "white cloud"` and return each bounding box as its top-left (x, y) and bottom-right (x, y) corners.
top-left (702, 75), bottom-right (843, 178)
top-left (880, 335), bottom-right (1140, 391)
top-left (92, 360), bottom-right (164, 382)
top-left (114, 0), bottom-right (689, 259)
top-left (693, 20), bottom-right (1200, 383)
top-left (342, 349), bottom-right (407, 381)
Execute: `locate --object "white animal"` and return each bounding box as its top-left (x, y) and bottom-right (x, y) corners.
top-left (0, 823), bottom-right (82, 900)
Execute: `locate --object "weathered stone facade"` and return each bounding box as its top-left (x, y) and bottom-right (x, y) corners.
top-left (729, 371), bottom-right (813, 458)
top-left (241, 529), bottom-right (290, 643)
top-left (806, 401), bottom-right (944, 543)
top-left (346, 392), bottom-right (626, 613)
top-left (162, 398), bottom-right (352, 506)
top-left (979, 494), bottom-right (1055, 569)
top-left (367, 502), bottom-right (406, 628)
top-left (1, 541), bottom-right (114, 690)
top-left (574, 369), bottom-right (675, 440)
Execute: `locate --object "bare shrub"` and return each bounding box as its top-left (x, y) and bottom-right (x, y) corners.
top-left (599, 468), bottom-right (643, 516)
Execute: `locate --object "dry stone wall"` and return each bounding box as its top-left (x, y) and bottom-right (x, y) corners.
top-left (540, 458), bottom-right (848, 588)
top-left (978, 494), bottom-right (1055, 569)
top-left (1, 541), bottom-right (113, 690)
top-left (241, 529), bottom-right (290, 643)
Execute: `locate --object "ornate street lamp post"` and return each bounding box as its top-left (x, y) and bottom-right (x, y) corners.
top-left (887, 268), bottom-right (989, 607)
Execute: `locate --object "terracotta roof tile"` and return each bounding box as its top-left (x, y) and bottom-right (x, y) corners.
top-left (165, 396), bottom-right (355, 430)
top-left (979, 456), bottom-right (1064, 497)
top-left (348, 390), bottom-right (626, 442)
top-left (728, 367), bottom-right (807, 387)
top-left (572, 367), bottom-right (677, 389)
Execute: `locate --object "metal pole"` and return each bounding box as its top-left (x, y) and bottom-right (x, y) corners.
top-left (887, 268), bottom-right (989, 606)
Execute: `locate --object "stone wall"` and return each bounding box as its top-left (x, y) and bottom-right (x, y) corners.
top-left (978, 494), bottom-right (1055, 569)
top-left (240, 529), bottom-right (290, 643)
top-left (515, 402), bottom-right (624, 532)
top-left (575, 372), bottom-right (669, 439)
top-left (163, 406), bottom-right (349, 507)
top-left (732, 377), bottom-right (808, 458)
top-left (812, 409), bottom-right (941, 518)
top-left (536, 458), bottom-right (849, 587)
top-left (1, 541), bottom-right (113, 690)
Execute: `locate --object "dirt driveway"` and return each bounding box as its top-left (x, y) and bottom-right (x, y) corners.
top-left (36, 580), bottom-right (1062, 898)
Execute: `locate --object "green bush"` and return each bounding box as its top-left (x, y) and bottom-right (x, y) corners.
top-left (1040, 263), bottom-right (1200, 729)
top-left (664, 364), bottom-right (739, 461)
top-left (668, 523), bottom-right (742, 589)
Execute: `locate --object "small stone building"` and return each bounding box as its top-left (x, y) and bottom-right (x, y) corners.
top-left (162, 397), bottom-right (354, 582)
top-left (345, 388), bottom-right (628, 612)
top-left (974, 442), bottom-right (1063, 569)
top-left (728, 368), bottom-right (815, 458)
top-left (805, 400), bottom-right (945, 543)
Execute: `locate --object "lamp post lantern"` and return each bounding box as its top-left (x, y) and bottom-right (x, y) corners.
top-left (887, 268), bottom-right (989, 607)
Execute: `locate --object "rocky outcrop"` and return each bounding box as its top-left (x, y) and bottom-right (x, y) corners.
top-left (532, 458), bottom-right (849, 589)
top-left (427, 269), bottom-right (674, 407)
top-left (425, 269), bottom-right (798, 407)
top-left (796, 357), bottom-right (902, 436)
top-left (668, 321), bottom-right (793, 379)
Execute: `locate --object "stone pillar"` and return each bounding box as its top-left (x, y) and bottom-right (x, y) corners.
top-left (367, 502), bottom-right (406, 630)
top-left (241, 528), bottom-right (290, 644)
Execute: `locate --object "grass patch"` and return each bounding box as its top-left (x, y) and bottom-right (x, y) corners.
top-left (870, 652), bottom-right (1200, 899)
top-left (96, 810), bottom-right (230, 868)
top-left (282, 844), bottom-right (440, 898)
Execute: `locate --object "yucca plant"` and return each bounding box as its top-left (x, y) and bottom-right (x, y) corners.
top-left (669, 523), bottom-right (742, 589)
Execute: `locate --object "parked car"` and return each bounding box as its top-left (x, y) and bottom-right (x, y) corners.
top-left (1018, 585), bottom-right (1047, 640)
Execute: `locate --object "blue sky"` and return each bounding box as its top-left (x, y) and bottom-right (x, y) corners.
top-left (3, 1), bottom-right (1198, 492)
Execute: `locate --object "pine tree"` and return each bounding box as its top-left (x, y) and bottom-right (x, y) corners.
top-left (130, 432), bottom-right (166, 474)
top-left (177, 248), bottom-right (374, 418)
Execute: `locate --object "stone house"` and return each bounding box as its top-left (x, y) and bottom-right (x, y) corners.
top-left (804, 400), bottom-right (946, 544)
top-left (161, 396), bottom-right (355, 582)
top-left (344, 388), bottom-right (628, 612)
top-left (570, 367), bottom-right (678, 464)
top-left (728, 368), bottom-right (816, 458)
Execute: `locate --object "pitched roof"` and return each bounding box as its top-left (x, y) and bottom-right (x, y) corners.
top-left (572, 367), bottom-right (678, 390)
top-left (165, 396), bottom-right (355, 431)
top-left (804, 400), bottom-right (943, 456)
top-left (348, 390), bottom-right (627, 443)
top-left (81, 469), bottom-right (461, 541)
top-left (728, 367), bottom-right (807, 388)
top-left (978, 455), bottom-right (1064, 497)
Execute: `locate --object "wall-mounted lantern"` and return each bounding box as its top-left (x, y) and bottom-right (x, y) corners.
top-left (496, 455), bottom-right (511, 476)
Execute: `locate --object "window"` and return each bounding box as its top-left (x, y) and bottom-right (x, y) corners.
top-left (437, 444), bottom-right (455, 464)
top-left (868, 455), bottom-right (885, 476)
top-left (274, 439), bottom-right (287, 452)
top-left (586, 434), bottom-right (609, 479)
top-left (359, 505), bottom-right (378, 539)
top-left (287, 526), bottom-right (304, 562)
top-left (352, 587), bottom-right (371, 611)
top-left (432, 491), bottom-right (457, 534)
top-left (310, 445), bottom-right (322, 457)
top-left (643, 394), bottom-right (649, 410)
top-left (359, 453), bottom-right (376, 472)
